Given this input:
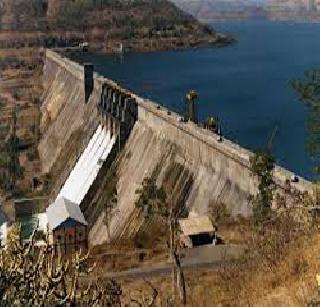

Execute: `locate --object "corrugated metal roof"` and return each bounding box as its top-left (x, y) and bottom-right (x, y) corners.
top-left (178, 216), bottom-right (215, 236)
top-left (57, 124), bottom-right (116, 205)
top-left (46, 197), bottom-right (87, 230)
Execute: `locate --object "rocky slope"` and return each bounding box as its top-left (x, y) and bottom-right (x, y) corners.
top-left (0, 0), bottom-right (229, 51)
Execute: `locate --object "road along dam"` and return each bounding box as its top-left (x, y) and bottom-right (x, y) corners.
top-left (39, 50), bottom-right (314, 246)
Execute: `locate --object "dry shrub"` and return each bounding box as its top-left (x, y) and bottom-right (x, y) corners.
top-left (0, 226), bottom-right (122, 305)
top-left (249, 208), bottom-right (314, 269)
top-left (209, 208), bottom-right (317, 305)
top-left (209, 201), bottom-right (232, 225)
top-left (117, 208), bottom-right (320, 306)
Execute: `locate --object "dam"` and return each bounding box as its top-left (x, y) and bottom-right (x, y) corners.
top-left (39, 50), bottom-right (313, 246)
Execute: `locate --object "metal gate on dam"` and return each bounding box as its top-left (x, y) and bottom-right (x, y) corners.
top-left (98, 83), bottom-right (138, 149)
top-left (39, 50), bottom-right (314, 246)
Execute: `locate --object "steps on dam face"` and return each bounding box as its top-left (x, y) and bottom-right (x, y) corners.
top-left (58, 124), bottom-right (116, 205)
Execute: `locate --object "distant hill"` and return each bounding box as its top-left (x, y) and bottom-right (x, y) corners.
top-left (265, 0), bottom-right (320, 21)
top-left (172, 0), bottom-right (320, 22)
top-left (0, 0), bottom-right (229, 52)
top-left (172, 0), bottom-right (266, 22)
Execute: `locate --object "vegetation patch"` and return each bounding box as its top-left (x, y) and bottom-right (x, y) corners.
top-left (250, 149), bottom-right (275, 224)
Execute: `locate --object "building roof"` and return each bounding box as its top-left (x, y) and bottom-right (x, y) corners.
top-left (178, 216), bottom-right (215, 236)
top-left (46, 197), bottom-right (87, 231)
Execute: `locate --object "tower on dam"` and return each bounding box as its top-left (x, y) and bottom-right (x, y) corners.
top-left (84, 63), bottom-right (94, 103)
top-left (185, 90), bottom-right (198, 123)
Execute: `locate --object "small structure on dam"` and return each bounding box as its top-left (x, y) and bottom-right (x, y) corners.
top-left (84, 63), bottom-right (94, 103)
top-left (185, 90), bottom-right (198, 123)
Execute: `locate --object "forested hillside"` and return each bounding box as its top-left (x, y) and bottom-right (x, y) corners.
top-left (0, 0), bottom-right (226, 51)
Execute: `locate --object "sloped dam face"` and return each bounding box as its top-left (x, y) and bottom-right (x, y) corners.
top-left (39, 50), bottom-right (313, 246)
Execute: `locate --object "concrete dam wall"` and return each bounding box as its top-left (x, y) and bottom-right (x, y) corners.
top-left (39, 50), bottom-right (102, 198)
top-left (40, 50), bottom-right (313, 246)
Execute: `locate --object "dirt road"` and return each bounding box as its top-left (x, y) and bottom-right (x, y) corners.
top-left (99, 244), bottom-right (245, 280)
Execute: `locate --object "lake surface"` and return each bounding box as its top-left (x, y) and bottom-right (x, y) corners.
top-left (72, 21), bottom-right (320, 179)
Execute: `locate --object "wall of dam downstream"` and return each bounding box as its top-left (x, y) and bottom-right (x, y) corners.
top-left (39, 50), bottom-right (99, 190)
top-left (40, 50), bottom-right (314, 246)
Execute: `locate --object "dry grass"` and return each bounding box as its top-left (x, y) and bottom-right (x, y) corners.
top-left (114, 209), bottom-right (320, 306)
top-left (0, 48), bottom-right (43, 199)
top-left (90, 242), bottom-right (168, 273)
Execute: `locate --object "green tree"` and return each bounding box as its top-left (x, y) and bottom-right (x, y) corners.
top-left (250, 149), bottom-right (275, 224)
top-left (292, 70), bottom-right (320, 174)
top-left (135, 176), bottom-right (187, 305)
top-left (135, 176), bottom-right (167, 218)
top-left (5, 135), bottom-right (24, 190)
top-left (0, 100), bottom-right (24, 192)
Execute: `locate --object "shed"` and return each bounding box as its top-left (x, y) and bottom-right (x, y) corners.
top-left (46, 197), bottom-right (88, 254)
top-left (178, 216), bottom-right (216, 248)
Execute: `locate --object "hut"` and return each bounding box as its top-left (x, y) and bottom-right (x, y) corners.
top-left (178, 216), bottom-right (216, 248)
top-left (46, 197), bottom-right (88, 254)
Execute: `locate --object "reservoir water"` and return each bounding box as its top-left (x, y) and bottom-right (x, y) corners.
top-left (72, 21), bottom-right (320, 179)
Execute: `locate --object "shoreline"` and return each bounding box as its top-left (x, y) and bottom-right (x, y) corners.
top-left (0, 31), bottom-right (236, 54)
top-left (58, 33), bottom-right (236, 56)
